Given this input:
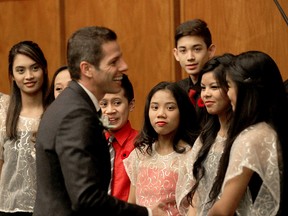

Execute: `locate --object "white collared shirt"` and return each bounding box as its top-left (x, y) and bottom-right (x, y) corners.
top-left (77, 82), bottom-right (101, 113)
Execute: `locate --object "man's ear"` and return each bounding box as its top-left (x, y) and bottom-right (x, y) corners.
top-left (80, 61), bottom-right (93, 78)
top-left (129, 98), bottom-right (135, 112)
top-left (173, 48), bottom-right (180, 61)
top-left (208, 44), bottom-right (216, 59)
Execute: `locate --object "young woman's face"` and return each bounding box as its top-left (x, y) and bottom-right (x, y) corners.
top-left (12, 54), bottom-right (44, 95)
top-left (226, 75), bottom-right (237, 111)
top-left (201, 71), bottom-right (231, 116)
top-left (149, 89), bottom-right (180, 136)
top-left (54, 69), bottom-right (71, 98)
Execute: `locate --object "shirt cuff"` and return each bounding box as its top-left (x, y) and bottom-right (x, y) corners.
top-left (147, 207), bottom-right (152, 216)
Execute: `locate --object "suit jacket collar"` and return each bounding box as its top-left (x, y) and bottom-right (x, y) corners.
top-left (69, 80), bottom-right (98, 113)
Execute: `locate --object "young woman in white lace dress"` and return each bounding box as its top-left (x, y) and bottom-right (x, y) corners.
top-left (176, 54), bottom-right (235, 215)
top-left (0, 41), bottom-right (49, 216)
top-left (124, 82), bottom-right (200, 215)
top-left (187, 51), bottom-right (288, 216)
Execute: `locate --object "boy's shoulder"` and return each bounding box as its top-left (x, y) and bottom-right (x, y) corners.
top-left (176, 78), bottom-right (192, 92)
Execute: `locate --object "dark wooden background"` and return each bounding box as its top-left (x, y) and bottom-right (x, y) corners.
top-left (1, 0), bottom-right (287, 130)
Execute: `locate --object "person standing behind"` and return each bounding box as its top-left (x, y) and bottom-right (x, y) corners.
top-left (99, 73), bottom-right (137, 201)
top-left (205, 51), bottom-right (288, 215)
top-left (0, 40), bottom-right (49, 215)
top-left (124, 81), bottom-right (200, 215)
top-left (173, 19), bottom-right (216, 124)
top-left (175, 53), bottom-right (235, 215)
top-left (33, 26), bottom-right (166, 216)
top-left (46, 65), bottom-right (71, 104)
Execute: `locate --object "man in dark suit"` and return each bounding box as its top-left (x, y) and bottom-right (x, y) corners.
top-left (33, 26), bottom-right (165, 216)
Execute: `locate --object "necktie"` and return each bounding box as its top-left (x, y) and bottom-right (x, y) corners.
top-left (107, 135), bottom-right (115, 195)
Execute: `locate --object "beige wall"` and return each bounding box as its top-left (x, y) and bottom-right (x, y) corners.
top-left (0, 0), bottom-right (287, 130)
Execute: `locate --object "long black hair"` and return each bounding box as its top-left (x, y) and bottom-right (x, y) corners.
top-left (6, 41), bottom-right (49, 139)
top-left (211, 51), bottom-right (288, 215)
top-left (135, 81), bottom-right (200, 155)
top-left (187, 53), bottom-right (234, 204)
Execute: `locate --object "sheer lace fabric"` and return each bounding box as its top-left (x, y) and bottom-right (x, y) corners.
top-left (0, 93), bottom-right (9, 117)
top-left (177, 122), bottom-right (281, 216)
top-left (176, 135), bottom-right (225, 215)
top-left (124, 142), bottom-right (192, 216)
top-left (0, 95), bottom-right (40, 212)
top-left (223, 122), bottom-right (281, 216)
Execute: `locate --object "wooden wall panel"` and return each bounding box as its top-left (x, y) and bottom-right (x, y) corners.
top-left (0, 0), bottom-right (63, 94)
top-left (64, 0), bottom-right (179, 130)
top-left (1, 0), bottom-right (285, 129)
top-left (181, 0), bottom-right (288, 81)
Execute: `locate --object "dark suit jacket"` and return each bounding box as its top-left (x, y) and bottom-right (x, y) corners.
top-left (176, 77), bottom-right (201, 94)
top-left (33, 81), bottom-right (148, 216)
top-left (176, 77), bottom-right (205, 125)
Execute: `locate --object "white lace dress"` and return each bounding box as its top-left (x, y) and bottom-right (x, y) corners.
top-left (0, 93), bottom-right (40, 213)
top-left (176, 134), bottom-right (226, 215)
top-left (124, 142), bottom-right (193, 216)
top-left (177, 122), bottom-right (281, 216)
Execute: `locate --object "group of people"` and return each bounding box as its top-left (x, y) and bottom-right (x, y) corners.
top-left (0, 18), bottom-right (287, 216)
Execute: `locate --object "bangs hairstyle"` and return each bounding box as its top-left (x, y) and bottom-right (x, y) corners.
top-left (175, 19), bottom-right (212, 48)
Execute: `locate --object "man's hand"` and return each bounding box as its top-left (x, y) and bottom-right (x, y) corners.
top-left (151, 204), bottom-right (167, 216)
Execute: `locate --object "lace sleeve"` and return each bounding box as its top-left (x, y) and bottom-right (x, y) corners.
top-left (123, 148), bottom-right (141, 186)
top-left (0, 93), bottom-right (10, 109)
top-left (0, 93), bottom-right (9, 160)
top-left (176, 137), bottom-right (202, 215)
top-left (222, 122), bottom-right (281, 215)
